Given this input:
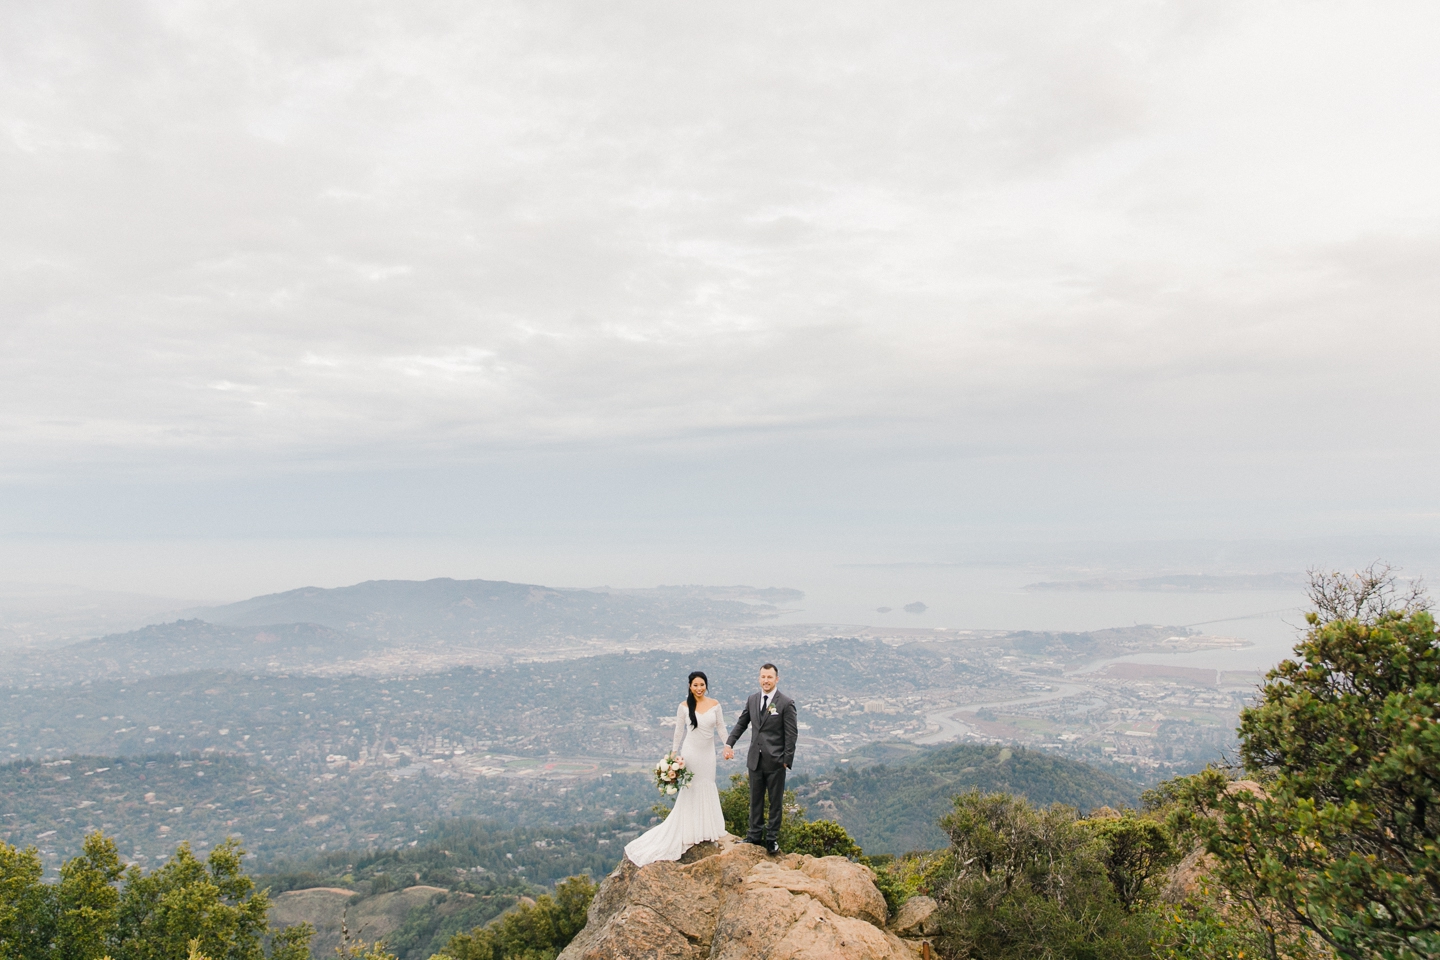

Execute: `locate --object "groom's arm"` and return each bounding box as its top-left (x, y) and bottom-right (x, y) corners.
top-left (726, 699), bottom-right (751, 748)
top-left (781, 700), bottom-right (798, 769)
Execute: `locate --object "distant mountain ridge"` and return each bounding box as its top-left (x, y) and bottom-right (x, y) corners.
top-left (183, 577), bottom-right (789, 639)
top-left (0, 578), bottom-right (803, 685)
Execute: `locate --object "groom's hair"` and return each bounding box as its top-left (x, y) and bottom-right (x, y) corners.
top-left (761, 662), bottom-right (778, 674)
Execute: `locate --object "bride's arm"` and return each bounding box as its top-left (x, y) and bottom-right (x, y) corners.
top-left (714, 704), bottom-right (726, 747)
top-left (673, 704), bottom-right (687, 755)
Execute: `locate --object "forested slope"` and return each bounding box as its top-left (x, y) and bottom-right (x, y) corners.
top-left (799, 742), bottom-right (1140, 853)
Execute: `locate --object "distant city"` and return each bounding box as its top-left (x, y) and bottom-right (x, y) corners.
top-left (1, 576), bottom-right (1264, 874)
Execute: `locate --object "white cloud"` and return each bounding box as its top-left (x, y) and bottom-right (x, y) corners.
top-left (0, 0), bottom-right (1437, 543)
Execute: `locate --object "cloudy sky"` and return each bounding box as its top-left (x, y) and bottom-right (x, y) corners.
top-left (3, 1), bottom-right (1439, 598)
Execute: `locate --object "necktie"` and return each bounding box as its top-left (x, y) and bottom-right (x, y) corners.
top-left (762, 695), bottom-right (769, 713)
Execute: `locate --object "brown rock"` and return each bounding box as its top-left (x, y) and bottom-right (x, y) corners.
top-left (709, 883), bottom-right (809, 960)
top-left (623, 859), bottom-right (721, 943)
top-left (890, 895), bottom-right (940, 937)
top-left (1161, 845), bottom-right (1218, 902)
top-left (800, 856), bottom-right (889, 927)
top-left (769, 902), bottom-right (914, 960)
top-left (744, 861), bottom-right (843, 913)
top-left (569, 903), bottom-right (700, 960)
top-left (559, 835), bottom-right (917, 960)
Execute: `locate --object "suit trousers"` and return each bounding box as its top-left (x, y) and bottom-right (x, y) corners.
top-left (746, 758), bottom-right (786, 843)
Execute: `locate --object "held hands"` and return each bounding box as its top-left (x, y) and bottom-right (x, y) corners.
top-left (723, 746), bottom-right (734, 760)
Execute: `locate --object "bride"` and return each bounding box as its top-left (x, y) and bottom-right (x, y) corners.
top-left (623, 671), bottom-right (729, 867)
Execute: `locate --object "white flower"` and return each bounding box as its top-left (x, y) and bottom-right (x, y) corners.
top-left (666, 785), bottom-right (677, 795)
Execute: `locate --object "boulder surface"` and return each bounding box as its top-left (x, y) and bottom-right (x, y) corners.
top-left (889, 895), bottom-right (939, 938)
top-left (559, 835), bottom-right (920, 960)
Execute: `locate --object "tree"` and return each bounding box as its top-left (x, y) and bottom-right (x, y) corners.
top-left (932, 790), bottom-right (1153, 960)
top-left (264, 924), bottom-right (315, 960)
top-left (56, 832), bottom-right (125, 959)
top-left (0, 834), bottom-right (311, 960)
top-left (333, 934), bottom-right (397, 960)
top-left (1087, 814), bottom-right (1174, 912)
top-left (0, 841), bottom-right (53, 960)
top-left (1303, 562), bottom-right (1428, 626)
top-left (1182, 566), bottom-right (1440, 960)
top-left (718, 772), bottom-right (753, 839)
top-left (436, 874), bottom-right (596, 960)
top-left (111, 840), bottom-right (273, 960)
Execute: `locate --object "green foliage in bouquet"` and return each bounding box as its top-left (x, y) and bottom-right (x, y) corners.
top-left (652, 752), bottom-right (693, 795)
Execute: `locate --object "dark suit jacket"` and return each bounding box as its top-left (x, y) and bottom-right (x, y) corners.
top-left (726, 690), bottom-right (797, 771)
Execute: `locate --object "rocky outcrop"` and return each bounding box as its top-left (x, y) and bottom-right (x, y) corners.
top-left (559, 835), bottom-right (922, 960)
top-left (889, 896), bottom-right (939, 938)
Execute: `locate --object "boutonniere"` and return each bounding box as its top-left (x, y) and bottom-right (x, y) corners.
top-left (767, 703), bottom-right (779, 716)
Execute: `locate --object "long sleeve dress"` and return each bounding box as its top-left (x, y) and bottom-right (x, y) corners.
top-left (623, 702), bottom-right (728, 867)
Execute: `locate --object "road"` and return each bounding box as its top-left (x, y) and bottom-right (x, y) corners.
top-left (913, 678), bottom-right (1098, 745)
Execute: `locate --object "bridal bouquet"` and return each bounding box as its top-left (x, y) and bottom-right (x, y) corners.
top-left (653, 752), bottom-right (693, 795)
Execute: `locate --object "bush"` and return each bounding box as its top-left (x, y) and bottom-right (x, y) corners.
top-left (718, 773), bottom-right (752, 838)
top-left (717, 772), bottom-right (862, 861)
top-left (860, 856), bottom-right (908, 919)
top-left (1087, 814), bottom-right (1175, 911)
top-left (434, 874), bottom-right (596, 960)
top-left (932, 790), bottom-right (1157, 960)
top-left (781, 819), bottom-right (861, 859)
top-left (863, 850), bottom-right (951, 919)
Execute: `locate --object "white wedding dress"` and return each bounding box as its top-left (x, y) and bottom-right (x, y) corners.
top-left (624, 702), bottom-right (728, 867)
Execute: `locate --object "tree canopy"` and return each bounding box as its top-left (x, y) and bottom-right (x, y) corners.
top-left (1179, 566), bottom-right (1440, 960)
top-left (0, 834), bottom-right (311, 960)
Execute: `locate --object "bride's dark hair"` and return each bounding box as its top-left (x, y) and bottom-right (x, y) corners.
top-left (686, 671), bottom-right (708, 729)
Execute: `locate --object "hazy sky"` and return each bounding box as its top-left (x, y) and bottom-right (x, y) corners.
top-left (3, 1), bottom-right (1439, 596)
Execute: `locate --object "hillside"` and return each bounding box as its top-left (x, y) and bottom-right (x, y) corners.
top-left (0, 620), bottom-right (379, 684)
top-left (798, 742), bottom-right (1141, 854)
top-left (267, 885), bottom-right (508, 960)
top-left (0, 750), bottom-right (658, 871)
top-left (0, 752), bottom-right (297, 869)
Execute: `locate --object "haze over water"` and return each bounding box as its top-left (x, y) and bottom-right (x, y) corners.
top-left (3, 3), bottom-right (1438, 646)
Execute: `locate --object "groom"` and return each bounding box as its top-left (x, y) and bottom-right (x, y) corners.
top-left (723, 662), bottom-right (797, 854)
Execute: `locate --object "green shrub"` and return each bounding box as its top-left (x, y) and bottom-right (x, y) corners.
top-left (434, 874), bottom-right (596, 960)
top-left (861, 856), bottom-right (908, 919)
top-left (932, 790), bottom-right (1155, 960)
top-left (781, 819), bottom-right (861, 859)
top-left (1087, 814), bottom-right (1176, 911)
top-left (718, 773), bottom-right (752, 838)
